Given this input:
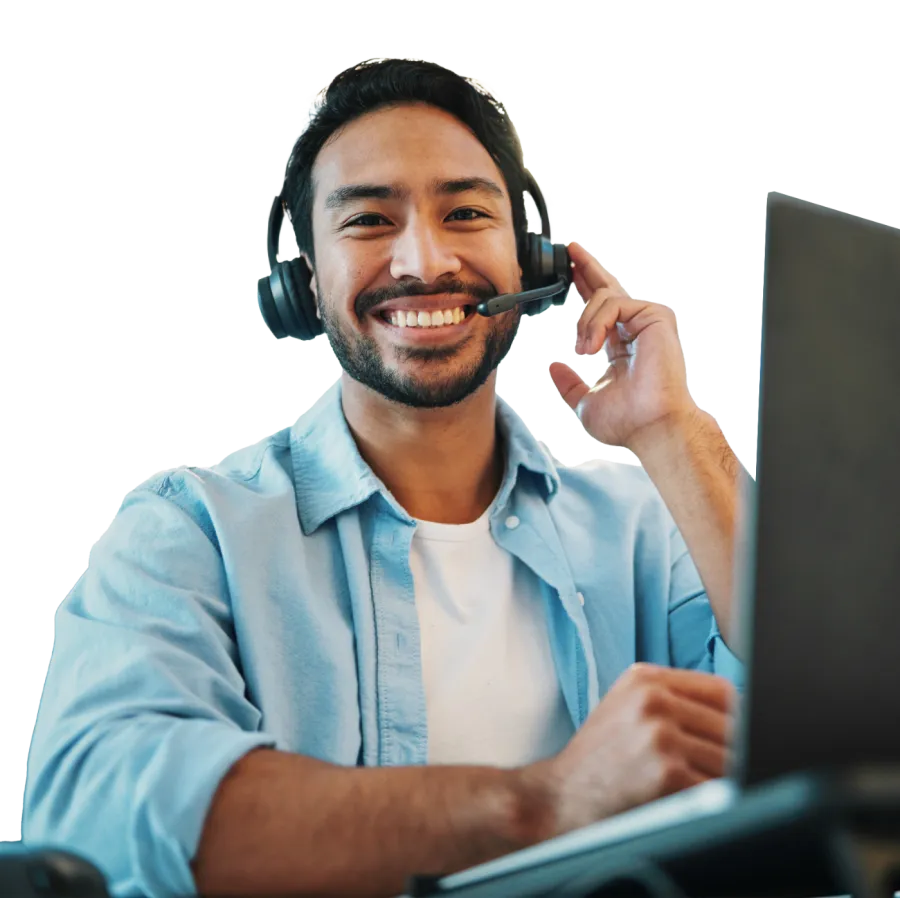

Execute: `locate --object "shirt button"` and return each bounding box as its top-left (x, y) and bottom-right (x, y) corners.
top-left (505, 515), bottom-right (520, 529)
top-left (577, 591), bottom-right (585, 606)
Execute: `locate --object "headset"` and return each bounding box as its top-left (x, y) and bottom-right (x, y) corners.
top-left (257, 169), bottom-right (573, 340)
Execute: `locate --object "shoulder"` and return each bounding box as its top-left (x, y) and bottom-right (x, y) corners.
top-left (546, 446), bottom-right (673, 534)
top-left (117, 426), bottom-right (298, 547)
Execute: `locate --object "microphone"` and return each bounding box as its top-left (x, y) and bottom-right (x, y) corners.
top-left (474, 276), bottom-right (571, 317)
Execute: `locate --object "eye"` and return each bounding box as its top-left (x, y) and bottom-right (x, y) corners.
top-left (343, 208), bottom-right (490, 228)
top-left (447, 208), bottom-right (489, 222)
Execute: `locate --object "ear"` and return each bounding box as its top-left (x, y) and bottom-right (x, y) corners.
top-left (298, 252), bottom-right (321, 319)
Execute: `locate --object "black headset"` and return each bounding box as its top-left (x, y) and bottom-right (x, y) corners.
top-left (257, 169), bottom-right (573, 340)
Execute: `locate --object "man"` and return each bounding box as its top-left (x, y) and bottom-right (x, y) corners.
top-left (22, 58), bottom-right (747, 897)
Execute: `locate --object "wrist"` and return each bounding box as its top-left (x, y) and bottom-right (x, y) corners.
top-left (629, 403), bottom-right (712, 468)
top-left (507, 759), bottom-right (564, 848)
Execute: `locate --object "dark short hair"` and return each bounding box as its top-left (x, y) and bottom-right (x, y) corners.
top-left (281, 58), bottom-right (530, 283)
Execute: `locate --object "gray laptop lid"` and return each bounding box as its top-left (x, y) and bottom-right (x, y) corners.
top-left (737, 192), bottom-right (900, 787)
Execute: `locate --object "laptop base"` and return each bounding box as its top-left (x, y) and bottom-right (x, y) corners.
top-left (406, 768), bottom-right (900, 898)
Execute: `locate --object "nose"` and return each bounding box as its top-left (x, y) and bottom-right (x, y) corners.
top-left (389, 212), bottom-right (462, 287)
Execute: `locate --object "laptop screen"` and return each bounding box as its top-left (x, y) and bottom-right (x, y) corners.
top-left (737, 193), bottom-right (900, 787)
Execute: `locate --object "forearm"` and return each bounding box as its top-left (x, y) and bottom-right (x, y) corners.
top-left (629, 408), bottom-right (745, 649)
top-left (191, 747), bottom-right (554, 898)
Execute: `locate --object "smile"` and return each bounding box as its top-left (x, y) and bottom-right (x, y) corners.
top-left (372, 304), bottom-right (477, 343)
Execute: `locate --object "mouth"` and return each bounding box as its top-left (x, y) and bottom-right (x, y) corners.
top-left (372, 303), bottom-right (478, 340)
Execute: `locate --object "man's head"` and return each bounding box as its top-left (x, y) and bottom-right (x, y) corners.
top-left (281, 59), bottom-right (531, 409)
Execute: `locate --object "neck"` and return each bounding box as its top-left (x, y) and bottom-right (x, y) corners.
top-left (339, 372), bottom-right (504, 524)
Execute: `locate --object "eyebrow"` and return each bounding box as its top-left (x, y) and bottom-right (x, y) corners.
top-left (323, 176), bottom-right (506, 212)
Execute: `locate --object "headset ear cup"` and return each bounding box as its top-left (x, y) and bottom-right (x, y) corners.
top-left (516, 230), bottom-right (530, 288)
top-left (514, 171), bottom-right (571, 318)
top-left (522, 233), bottom-right (553, 316)
top-left (270, 262), bottom-right (306, 338)
top-left (553, 243), bottom-right (574, 307)
top-left (519, 233), bottom-right (540, 318)
top-left (520, 233), bottom-right (539, 297)
top-left (287, 258), bottom-right (324, 339)
top-left (258, 274), bottom-right (287, 338)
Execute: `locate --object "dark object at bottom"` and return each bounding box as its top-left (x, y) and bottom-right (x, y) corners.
top-left (0, 844), bottom-right (109, 898)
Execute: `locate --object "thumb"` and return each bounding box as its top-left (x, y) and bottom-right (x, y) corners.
top-left (549, 362), bottom-right (590, 413)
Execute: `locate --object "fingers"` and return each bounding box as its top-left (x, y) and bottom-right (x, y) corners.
top-left (660, 762), bottom-right (708, 798)
top-left (548, 362), bottom-right (590, 413)
top-left (568, 242), bottom-right (625, 295)
top-left (576, 292), bottom-right (658, 356)
top-left (575, 287), bottom-right (618, 354)
top-left (666, 671), bottom-right (736, 715)
top-left (626, 663), bottom-right (736, 713)
top-left (676, 728), bottom-right (731, 779)
top-left (665, 690), bottom-right (733, 746)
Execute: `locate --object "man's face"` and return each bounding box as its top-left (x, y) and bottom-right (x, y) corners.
top-left (305, 102), bottom-right (524, 409)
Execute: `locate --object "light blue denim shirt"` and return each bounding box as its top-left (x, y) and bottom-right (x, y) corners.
top-left (22, 379), bottom-right (744, 897)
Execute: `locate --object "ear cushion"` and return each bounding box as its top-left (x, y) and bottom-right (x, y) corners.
top-left (522, 233), bottom-right (550, 315)
top-left (258, 274), bottom-right (287, 338)
top-left (286, 258), bottom-right (323, 339)
top-left (269, 262), bottom-right (300, 340)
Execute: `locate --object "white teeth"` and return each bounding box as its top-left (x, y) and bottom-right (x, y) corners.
top-left (385, 307), bottom-right (467, 328)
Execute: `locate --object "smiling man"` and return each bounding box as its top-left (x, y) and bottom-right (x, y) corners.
top-left (22, 58), bottom-right (748, 898)
top-left (308, 101), bottom-right (529, 529)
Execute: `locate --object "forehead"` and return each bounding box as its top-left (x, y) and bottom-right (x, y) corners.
top-left (311, 103), bottom-right (507, 206)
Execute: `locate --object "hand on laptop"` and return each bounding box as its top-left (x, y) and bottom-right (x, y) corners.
top-left (526, 662), bottom-right (735, 836)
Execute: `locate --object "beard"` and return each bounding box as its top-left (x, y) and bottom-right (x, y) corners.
top-left (318, 286), bottom-right (523, 409)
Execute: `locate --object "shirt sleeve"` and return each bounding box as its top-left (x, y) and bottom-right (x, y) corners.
top-left (667, 523), bottom-right (746, 692)
top-left (21, 472), bottom-right (277, 898)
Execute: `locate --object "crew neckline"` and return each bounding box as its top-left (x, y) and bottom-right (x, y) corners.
top-left (413, 501), bottom-right (493, 542)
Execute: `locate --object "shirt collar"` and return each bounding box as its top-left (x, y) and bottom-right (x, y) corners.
top-left (290, 378), bottom-right (561, 535)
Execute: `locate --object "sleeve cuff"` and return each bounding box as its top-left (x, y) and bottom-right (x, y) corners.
top-left (706, 620), bottom-right (746, 692)
top-left (127, 724), bottom-right (277, 898)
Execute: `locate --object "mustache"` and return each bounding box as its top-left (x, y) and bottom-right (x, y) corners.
top-left (356, 279), bottom-right (497, 318)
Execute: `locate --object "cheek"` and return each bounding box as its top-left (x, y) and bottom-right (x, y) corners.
top-left (484, 243), bottom-right (522, 293)
top-left (320, 273), bottom-right (364, 326)
top-left (339, 246), bottom-right (381, 284)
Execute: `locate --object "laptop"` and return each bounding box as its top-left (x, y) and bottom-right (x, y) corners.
top-left (402, 192), bottom-right (900, 897)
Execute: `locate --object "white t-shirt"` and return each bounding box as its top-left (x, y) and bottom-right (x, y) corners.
top-left (410, 504), bottom-right (576, 767)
